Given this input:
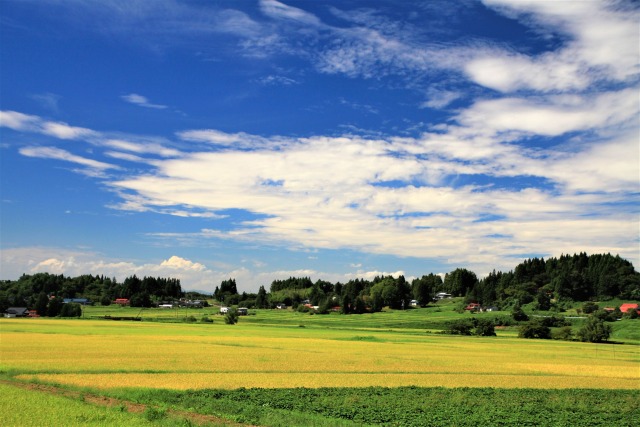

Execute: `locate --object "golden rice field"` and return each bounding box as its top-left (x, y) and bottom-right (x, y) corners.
top-left (2, 318), bottom-right (639, 391)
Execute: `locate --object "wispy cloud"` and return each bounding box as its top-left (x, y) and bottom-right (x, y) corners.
top-left (19, 146), bottom-right (118, 173)
top-left (121, 93), bottom-right (167, 109)
top-left (30, 92), bottom-right (61, 113)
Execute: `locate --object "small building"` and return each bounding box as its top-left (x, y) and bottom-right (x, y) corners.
top-left (220, 306), bottom-right (229, 314)
top-left (5, 307), bottom-right (29, 318)
top-left (237, 307), bottom-right (248, 315)
top-left (465, 303), bottom-right (481, 311)
top-left (435, 292), bottom-right (452, 300)
top-left (114, 298), bottom-right (130, 305)
top-left (276, 303), bottom-right (287, 310)
top-left (485, 306), bottom-right (500, 312)
top-left (410, 299), bottom-right (419, 307)
top-left (159, 304), bottom-right (173, 309)
top-left (620, 303), bottom-right (639, 315)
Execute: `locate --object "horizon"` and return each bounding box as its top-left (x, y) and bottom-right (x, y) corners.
top-left (1, 0), bottom-right (638, 293)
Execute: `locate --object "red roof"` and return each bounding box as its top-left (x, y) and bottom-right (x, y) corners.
top-left (620, 303), bottom-right (639, 313)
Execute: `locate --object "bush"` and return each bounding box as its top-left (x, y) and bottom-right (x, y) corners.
top-left (200, 316), bottom-right (213, 323)
top-left (577, 316), bottom-right (611, 343)
top-left (552, 326), bottom-right (573, 341)
top-left (224, 309), bottom-right (239, 325)
top-left (518, 319), bottom-right (551, 339)
top-left (59, 302), bottom-right (82, 318)
top-left (511, 305), bottom-right (529, 322)
top-left (493, 316), bottom-right (514, 327)
top-left (184, 316), bottom-right (197, 323)
top-left (582, 301), bottom-right (599, 314)
top-left (474, 318), bottom-right (496, 336)
top-left (144, 407), bottom-right (166, 421)
top-left (446, 319), bottom-right (474, 335)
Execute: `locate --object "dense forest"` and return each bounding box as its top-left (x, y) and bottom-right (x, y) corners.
top-left (0, 274), bottom-right (183, 314)
top-left (1, 253), bottom-right (638, 315)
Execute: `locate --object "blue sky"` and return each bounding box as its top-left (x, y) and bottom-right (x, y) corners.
top-left (1, 0), bottom-right (638, 293)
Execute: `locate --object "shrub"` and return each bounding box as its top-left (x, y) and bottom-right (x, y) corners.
top-left (582, 301), bottom-right (599, 314)
top-left (446, 319), bottom-right (474, 335)
top-left (474, 318), bottom-right (496, 336)
top-left (200, 316), bottom-right (213, 323)
top-left (59, 302), bottom-right (82, 318)
top-left (493, 316), bottom-right (514, 327)
top-left (144, 407), bottom-right (166, 421)
top-left (577, 316), bottom-right (611, 343)
top-left (552, 326), bottom-right (573, 341)
top-left (518, 319), bottom-right (551, 339)
top-left (224, 309), bottom-right (239, 325)
top-left (511, 305), bottom-right (529, 322)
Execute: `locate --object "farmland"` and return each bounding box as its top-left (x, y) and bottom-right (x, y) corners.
top-left (1, 305), bottom-right (639, 426)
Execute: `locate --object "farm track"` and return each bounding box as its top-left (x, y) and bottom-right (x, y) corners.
top-left (0, 379), bottom-right (256, 426)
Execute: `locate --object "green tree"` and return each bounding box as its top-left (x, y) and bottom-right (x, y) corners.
top-left (224, 309), bottom-right (239, 325)
top-left (577, 316), bottom-right (611, 343)
top-left (255, 285), bottom-right (268, 309)
top-left (47, 296), bottom-right (64, 317)
top-left (582, 301), bottom-right (599, 314)
top-left (511, 304), bottom-right (529, 321)
top-left (446, 319), bottom-right (474, 335)
top-left (535, 290), bottom-right (551, 311)
top-left (60, 302), bottom-right (82, 317)
top-left (474, 319), bottom-right (496, 336)
top-left (518, 319), bottom-right (551, 339)
top-left (34, 292), bottom-right (49, 317)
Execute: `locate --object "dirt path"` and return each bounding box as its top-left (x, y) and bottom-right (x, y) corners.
top-left (0, 379), bottom-right (256, 426)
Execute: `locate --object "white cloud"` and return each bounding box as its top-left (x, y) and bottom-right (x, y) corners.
top-left (0, 247), bottom-right (413, 293)
top-left (469, 0), bottom-right (639, 92)
top-left (41, 122), bottom-right (98, 140)
top-left (103, 139), bottom-right (181, 157)
top-left (19, 146), bottom-right (118, 171)
top-left (260, 0), bottom-right (322, 27)
top-left (121, 93), bottom-right (168, 109)
top-left (0, 110), bottom-right (41, 131)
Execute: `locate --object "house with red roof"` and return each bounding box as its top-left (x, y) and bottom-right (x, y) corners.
top-left (619, 303), bottom-right (639, 315)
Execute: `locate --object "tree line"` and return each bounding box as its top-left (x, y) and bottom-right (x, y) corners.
top-left (0, 273), bottom-right (183, 314)
top-left (217, 253), bottom-right (639, 313)
top-left (1, 252), bottom-right (638, 316)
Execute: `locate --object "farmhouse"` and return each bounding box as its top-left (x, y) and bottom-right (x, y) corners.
top-left (465, 303), bottom-right (481, 311)
top-left (114, 298), bottom-right (130, 305)
top-left (4, 307), bottom-right (29, 318)
top-left (619, 303), bottom-right (639, 315)
top-left (435, 292), bottom-right (452, 300)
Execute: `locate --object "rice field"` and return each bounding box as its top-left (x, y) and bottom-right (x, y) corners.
top-left (2, 317), bottom-right (638, 391)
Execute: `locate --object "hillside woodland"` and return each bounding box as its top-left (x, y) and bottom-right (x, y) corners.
top-left (1, 253), bottom-right (638, 316)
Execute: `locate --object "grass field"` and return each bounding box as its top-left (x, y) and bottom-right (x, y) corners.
top-left (1, 305), bottom-right (639, 425)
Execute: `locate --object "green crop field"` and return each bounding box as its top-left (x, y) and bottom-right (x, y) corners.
top-left (1, 306), bottom-right (639, 426)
